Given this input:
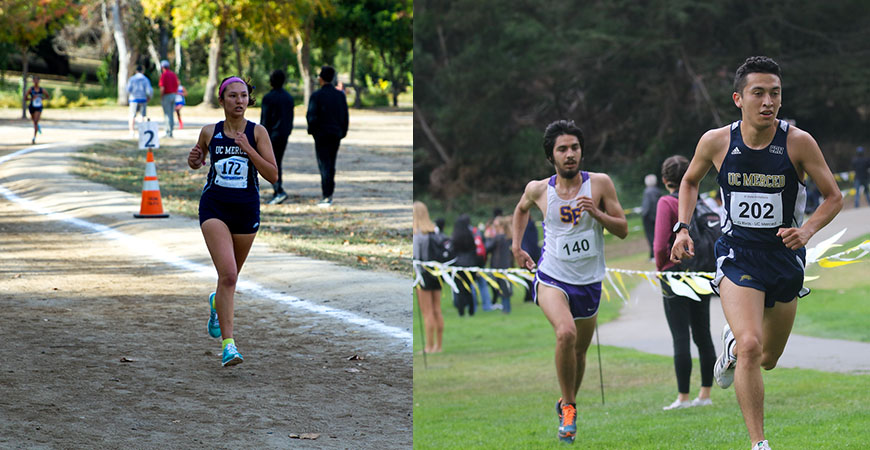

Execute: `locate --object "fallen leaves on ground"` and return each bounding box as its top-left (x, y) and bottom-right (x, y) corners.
top-left (288, 433), bottom-right (320, 440)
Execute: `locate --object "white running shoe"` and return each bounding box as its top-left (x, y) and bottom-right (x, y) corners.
top-left (662, 398), bottom-right (692, 410)
top-left (691, 397), bottom-right (713, 407)
top-left (753, 439), bottom-right (771, 450)
top-left (714, 323), bottom-right (737, 388)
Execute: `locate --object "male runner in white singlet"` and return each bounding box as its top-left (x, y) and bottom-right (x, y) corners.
top-left (512, 120), bottom-right (628, 444)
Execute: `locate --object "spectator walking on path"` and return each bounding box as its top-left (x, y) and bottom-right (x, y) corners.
top-left (851, 146), bottom-right (870, 208)
top-left (641, 174), bottom-right (662, 260)
top-left (671, 56), bottom-right (843, 450)
top-left (511, 120), bottom-right (628, 444)
top-left (127, 65), bottom-right (153, 138)
top-left (159, 60), bottom-right (179, 138)
top-left (186, 76), bottom-right (278, 367)
top-left (654, 155), bottom-right (716, 411)
top-left (261, 69), bottom-right (296, 205)
top-left (306, 65), bottom-right (348, 207)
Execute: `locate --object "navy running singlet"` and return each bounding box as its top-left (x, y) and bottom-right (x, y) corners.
top-left (202, 120), bottom-right (260, 202)
top-left (717, 120), bottom-right (806, 247)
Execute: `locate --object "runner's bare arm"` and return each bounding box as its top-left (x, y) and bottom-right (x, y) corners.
top-left (672, 128), bottom-right (722, 263)
top-left (512, 180), bottom-right (546, 270)
top-left (234, 124), bottom-right (278, 183)
top-left (577, 173), bottom-right (627, 239)
top-left (188, 125), bottom-right (213, 169)
top-left (777, 130), bottom-right (843, 249)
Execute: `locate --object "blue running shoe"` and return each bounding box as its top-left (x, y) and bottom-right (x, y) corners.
top-left (37, 124), bottom-right (41, 134)
top-left (558, 403), bottom-right (577, 444)
top-left (222, 343), bottom-right (243, 367)
top-left (207, 292), bottom-right (221, 338)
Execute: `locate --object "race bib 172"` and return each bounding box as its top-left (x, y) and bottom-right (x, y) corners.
top-left (214, 156), bottom-right (249, 189)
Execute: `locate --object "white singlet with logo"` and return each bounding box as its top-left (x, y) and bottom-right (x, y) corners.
top-left (214, 156), bottom-right (249, 188)
top-left (538, 172), bottom-right (606, 285)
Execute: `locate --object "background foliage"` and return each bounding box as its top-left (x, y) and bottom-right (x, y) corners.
top-left (414, 0), bottom-right (870, 204)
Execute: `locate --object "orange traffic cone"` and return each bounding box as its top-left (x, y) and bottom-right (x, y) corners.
top-left (134, 149), bottom-right (169, 218)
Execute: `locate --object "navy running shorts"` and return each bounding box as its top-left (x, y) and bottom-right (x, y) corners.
top-left (712, 237), bottom-right (809, 308)
top-left (198, 194), bottom-right (260, 234)
top-left (534, 270), bottom-right (602, 319)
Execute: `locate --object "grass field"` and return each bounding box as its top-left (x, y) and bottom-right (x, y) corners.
top-left (796, 233), bottom-right (870, 342)
top-left (413, 237), bottom-right (870, 448)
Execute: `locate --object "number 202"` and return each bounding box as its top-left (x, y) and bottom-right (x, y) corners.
top-left (738, 201), bottom-right (774, 219)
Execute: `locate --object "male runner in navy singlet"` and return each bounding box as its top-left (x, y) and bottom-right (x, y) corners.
top-left (671, 57), bottom-right (843, 450)
top-left (511, 120), bottom-right (628, 444)
top-left (188, 76), bottom-right (278, 367)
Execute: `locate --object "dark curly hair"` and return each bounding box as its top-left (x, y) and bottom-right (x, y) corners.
top-left (218, 76), bottom-right (257, 106)
top-left (734, 56), bottom-right (781, 94)
top-left (542, 120), bottom-right (585, 164)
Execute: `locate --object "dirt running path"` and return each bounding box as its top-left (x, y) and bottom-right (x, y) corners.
top-left (0, 108), bottom-right (412, 448)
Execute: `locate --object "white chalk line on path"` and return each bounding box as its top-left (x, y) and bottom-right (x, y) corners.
top-left (0, 144), bottom-right (412, 344)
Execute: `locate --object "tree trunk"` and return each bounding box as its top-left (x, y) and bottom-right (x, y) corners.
top-left (350, 37), bottom-right (362, 108)
top-left (174, 34), bottom-right (182, 75)
top-left (146, 33), bottom-right (161, 74)
top-left (231, 29), bottom-right (243, 76)
top-left (293, 26), bottom-right (313, 109)
top-left (111, 0), bottom-right (130, 106)
top-left (203, 27), bottom-right (223, 108)
top-left (19, 49), bottom-right (29, 119)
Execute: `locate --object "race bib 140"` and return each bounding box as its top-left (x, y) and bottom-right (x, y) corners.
top-left (555, 229), bottom-right (599, 261)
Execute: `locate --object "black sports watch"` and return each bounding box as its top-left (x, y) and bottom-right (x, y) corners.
top-left (672, 222), bottom-right (690, 233)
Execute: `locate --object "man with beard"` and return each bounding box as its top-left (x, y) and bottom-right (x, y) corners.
top-left (511, 119), bottom-right (628, 444)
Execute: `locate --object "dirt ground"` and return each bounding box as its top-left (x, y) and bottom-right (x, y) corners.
top-left (0, 108), bottom-right (412, 449)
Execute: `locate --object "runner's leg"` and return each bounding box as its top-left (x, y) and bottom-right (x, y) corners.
top-left (760, 297), bottom-right (797, 370)
top-left (573, 314), bottom-right (597, 395)
top-left (719, 277), bottom-right (766, 445)
top-left (537, 284), bottom-right (578, 404)
top-left (201, 219), bottom-right (256, 341)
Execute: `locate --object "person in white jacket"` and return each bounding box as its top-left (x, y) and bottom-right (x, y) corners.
top-left (127, 65), bottom-right (153, 137)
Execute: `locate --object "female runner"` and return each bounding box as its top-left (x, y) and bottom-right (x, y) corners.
top-left (25, 75), bottom-right (50, 144)
top-left (188, 76), bottom-right (278, 366)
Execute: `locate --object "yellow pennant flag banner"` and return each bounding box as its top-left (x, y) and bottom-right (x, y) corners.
top-left (412, 228), bottom-right (869, 303)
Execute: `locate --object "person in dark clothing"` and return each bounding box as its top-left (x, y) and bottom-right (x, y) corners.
top-left (486, 216), bottom-right (514, 313)
top-left (260, 69), bottom-right (295, 205)
top-left (641, 174), bottom-right (662, 260)
top-left (451, 214), bottom-right (477, 316)
top-left (521, 218), bottom-right (541, 301)
top-left (852, 146), bottom-right (870, 208)
top-left (306, 65), bottom-right (349, 207)
top-left (654, 156), bottom-right (715, 410)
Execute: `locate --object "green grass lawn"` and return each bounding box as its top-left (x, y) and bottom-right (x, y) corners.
top-left (413, 241), bottom-right (870, 448)
top-left (796, 233), bottom-right (870, 342)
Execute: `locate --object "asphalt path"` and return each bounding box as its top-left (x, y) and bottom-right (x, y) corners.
top-left (599, 207), bottom-right (870, 374)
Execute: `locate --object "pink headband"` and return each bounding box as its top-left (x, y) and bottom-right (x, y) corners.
top-left (219, 77), bottom-right (246, 97)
